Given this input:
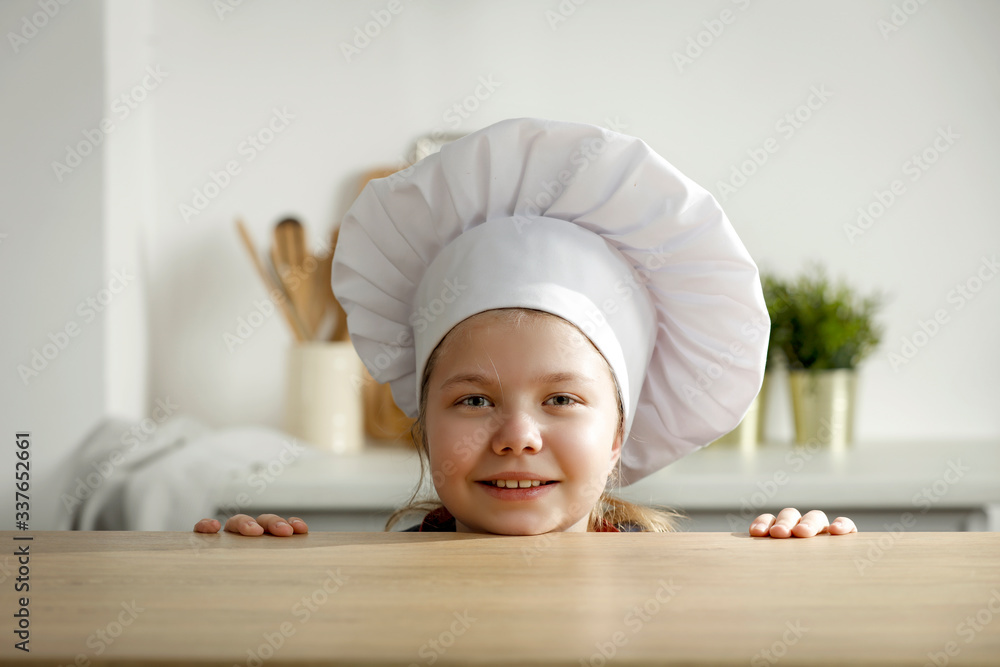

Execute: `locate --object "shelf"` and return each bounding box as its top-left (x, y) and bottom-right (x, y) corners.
top-left (214, 437), bottom-right (1000, 515)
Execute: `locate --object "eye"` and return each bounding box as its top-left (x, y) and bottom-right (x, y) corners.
top-left (546, 394), bottom-right (578, 407)
top-left (457, 395), bottom-right (493, 408)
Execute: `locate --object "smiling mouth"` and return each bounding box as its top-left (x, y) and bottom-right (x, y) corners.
top-left (477, 480), bottom-right (559, 488)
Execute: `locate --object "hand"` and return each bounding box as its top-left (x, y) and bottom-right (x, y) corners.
top-left (749, 508), bottom-right (857, 538)
top-left (193, 514), bottom-right (309, 537)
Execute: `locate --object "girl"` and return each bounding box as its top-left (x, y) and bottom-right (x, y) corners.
top-left (195, 118), bottom-right (857, 539)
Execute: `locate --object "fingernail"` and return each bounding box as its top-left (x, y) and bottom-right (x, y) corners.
top-left (276, 521), bottom-right (289, 528)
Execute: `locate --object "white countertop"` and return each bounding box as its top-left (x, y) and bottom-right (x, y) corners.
top-left (215, 437), bottom-right (1000, 514)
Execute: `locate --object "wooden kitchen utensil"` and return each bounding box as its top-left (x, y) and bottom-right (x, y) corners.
top-left (271, 217), bottom-right (319, 340)
top-left (234, 217), bottom-right (308, 342)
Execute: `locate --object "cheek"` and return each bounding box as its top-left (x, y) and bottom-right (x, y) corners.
top-left (425, 415), bottom-right (477, 481)
top-left (564, 419), bottom-right (616, 458)
top-left (554, 420), bottom-right (618, 488)
top-left (427, 405), bottom-right (497, 459)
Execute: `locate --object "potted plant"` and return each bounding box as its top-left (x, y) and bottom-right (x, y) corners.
top-left (767, 263), bottom-right (884, 447)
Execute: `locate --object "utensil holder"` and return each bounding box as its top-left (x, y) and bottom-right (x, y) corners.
top-left (285, 342), bottom-right (364, 453)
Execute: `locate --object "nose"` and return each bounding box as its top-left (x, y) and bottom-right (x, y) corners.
top-left (490, 406), bottom-right (543, 456)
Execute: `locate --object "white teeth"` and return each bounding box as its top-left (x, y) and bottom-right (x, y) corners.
top-left (489, 479), bottom-right (544, 488)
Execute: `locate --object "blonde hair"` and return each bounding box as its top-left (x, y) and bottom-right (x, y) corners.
top-left (384, 308), bottom-right (685, 533)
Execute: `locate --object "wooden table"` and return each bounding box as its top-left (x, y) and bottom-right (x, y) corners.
top-left (3, 530), bottom-right (999, 666)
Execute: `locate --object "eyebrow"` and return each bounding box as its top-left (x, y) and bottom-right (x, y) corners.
top-left (438, 371), bottom-right (596, 392)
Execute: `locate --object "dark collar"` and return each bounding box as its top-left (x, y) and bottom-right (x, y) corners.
top-left (416, 506), bottom-right (457, 531)
top-left (416, 507), bottom-right (623, 532)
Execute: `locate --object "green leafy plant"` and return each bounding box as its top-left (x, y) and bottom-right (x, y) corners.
top-left (762, 263), bottom-right (884, 371)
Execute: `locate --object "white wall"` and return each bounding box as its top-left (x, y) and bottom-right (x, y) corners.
top-left (0, 0), bottom-right (107, 530)
top-left (2, 0), bottom-right (998, 529)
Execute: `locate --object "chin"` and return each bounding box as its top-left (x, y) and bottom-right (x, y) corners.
top-left (491, 522), bottom-right (551, 536)
top-left (479, 512), bottom-right (579, 536)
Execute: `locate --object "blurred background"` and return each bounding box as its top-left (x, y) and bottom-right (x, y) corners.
top-left (1, 0), bottom-right (997, 531)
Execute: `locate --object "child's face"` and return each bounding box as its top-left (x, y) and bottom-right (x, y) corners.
top-left (424, 311), bottom-right (623, 534)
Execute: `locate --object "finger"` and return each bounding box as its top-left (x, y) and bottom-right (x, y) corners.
top-left (828, 516), bottom-right (858, 534)
top-left (286, 516), bottom-right (309, 534)
top-left (790, 510), bottom-right (830, 538)
top-left (224, 514), bottom-right (264, 536)
top-left (768, 508), bottom-right (802, 538)
top-left (255, 514), bottom-right (295, 536)
top-left (193, 518), bottom-right (221, 533)
top-left (749, 514), bottom-right (776, 537)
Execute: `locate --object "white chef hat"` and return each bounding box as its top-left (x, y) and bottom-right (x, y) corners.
top-left (331, 117), bottom-right (768, 485)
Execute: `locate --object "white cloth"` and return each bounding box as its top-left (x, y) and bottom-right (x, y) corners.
top-left (57, 416), bottom-right (324, 531)
top-left (332, 117), bottom-right (768, 485)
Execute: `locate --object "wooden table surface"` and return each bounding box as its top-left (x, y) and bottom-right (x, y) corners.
top-left (3, 530), bottom-right (999, 666)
